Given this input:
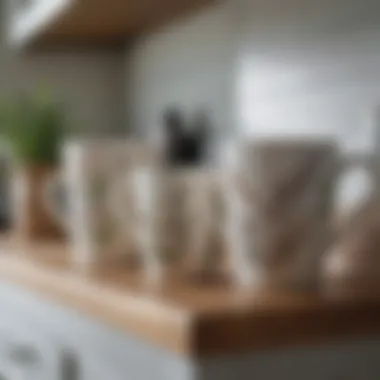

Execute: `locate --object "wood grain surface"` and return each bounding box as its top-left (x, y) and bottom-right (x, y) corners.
top-left (1, 237), bottom-right (380, 357)
top-left (20, 0), bottom-right (215, 48)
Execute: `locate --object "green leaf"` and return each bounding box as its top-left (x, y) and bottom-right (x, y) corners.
top-left (0, 90), bottom-right (68, 165)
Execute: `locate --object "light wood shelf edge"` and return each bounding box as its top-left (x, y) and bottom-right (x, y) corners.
top-left (0, 253), bottom-right (192, 355)
top-left (2, 241), bottom-right (380, 358)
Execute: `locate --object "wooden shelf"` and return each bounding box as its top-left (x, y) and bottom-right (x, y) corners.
top-left (1, 238), bottom-right (380, 357)
top-left (12, 0), bottom-right (214, 48)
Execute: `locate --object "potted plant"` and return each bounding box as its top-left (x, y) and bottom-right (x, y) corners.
top-left (0, 91), bottom-right (67, 241)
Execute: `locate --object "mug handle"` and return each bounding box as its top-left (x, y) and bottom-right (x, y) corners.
top-left (132, 167), bottom-right (164, 282)
top-left (42, 172), bottom-right (68, 229)
top-left (106, 168), bottom-right (163, 281)
top-left (334, 153), bottom-right (380, 230)
top-left (185, 170), bottom-right (219, 273)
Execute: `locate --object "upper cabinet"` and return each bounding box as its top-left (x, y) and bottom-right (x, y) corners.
top-left (5, 0), bottom-right (213, 49)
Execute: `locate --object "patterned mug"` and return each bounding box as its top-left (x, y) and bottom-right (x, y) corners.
top-left (44, 138), bottom-right (153, 266)
top-left (130, 166), bottom-right (223, 282)
top-left (223, 138), bottom-right (379, 289)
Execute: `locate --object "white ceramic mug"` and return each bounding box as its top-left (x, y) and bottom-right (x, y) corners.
top-left (45, 139), bottom-right (151, 266)
top-left (131, 166), bottom-right (223, 282)
top-left (223, 138), bottom-right (379, 289)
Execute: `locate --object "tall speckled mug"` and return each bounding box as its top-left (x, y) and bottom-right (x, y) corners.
top-left (223, 138), bottom-right (368, 289)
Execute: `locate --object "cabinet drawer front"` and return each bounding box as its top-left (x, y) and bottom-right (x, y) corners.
top-left (0, 283), bottom-right (191, 380)
top-left (0, 328), bottom-right (60, 380)
top-left (0, 295), bottom-right (79, 380)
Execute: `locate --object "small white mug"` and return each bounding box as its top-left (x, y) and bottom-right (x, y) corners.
top-left (131, 166), bottom-right (223, 282)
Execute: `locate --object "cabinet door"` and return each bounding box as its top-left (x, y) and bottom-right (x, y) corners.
top-left (0, 283), bottom-right (190, 380)
top-left (0, 316), bottom-right (79, 380)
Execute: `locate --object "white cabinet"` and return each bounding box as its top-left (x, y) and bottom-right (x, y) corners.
top-left (0, 283), bottom-right (135, 380)
top-left (1, 282), bottom-right (380, 380)
top-left (0, 282), bottom-right (192, 380)
top-left (0, 291), bottom-right (79, 380)
top-left (0, 329), bottom-right (59, 379)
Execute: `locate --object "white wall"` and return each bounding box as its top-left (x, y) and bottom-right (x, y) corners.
top-left (0, 42), bottom-right (125, 134)
top-left (235, 0), bottom-right (380, 209)
top-left (6, 0), bottom-right (71, 47)
top-left (125, 0), bottom-right (380, 207)
top-left (126, 0), bottom-right (380, 151)
top-left (125, 0), bottom-right (238, 151)
top-left (236, 0), bottom-right (380, 154)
